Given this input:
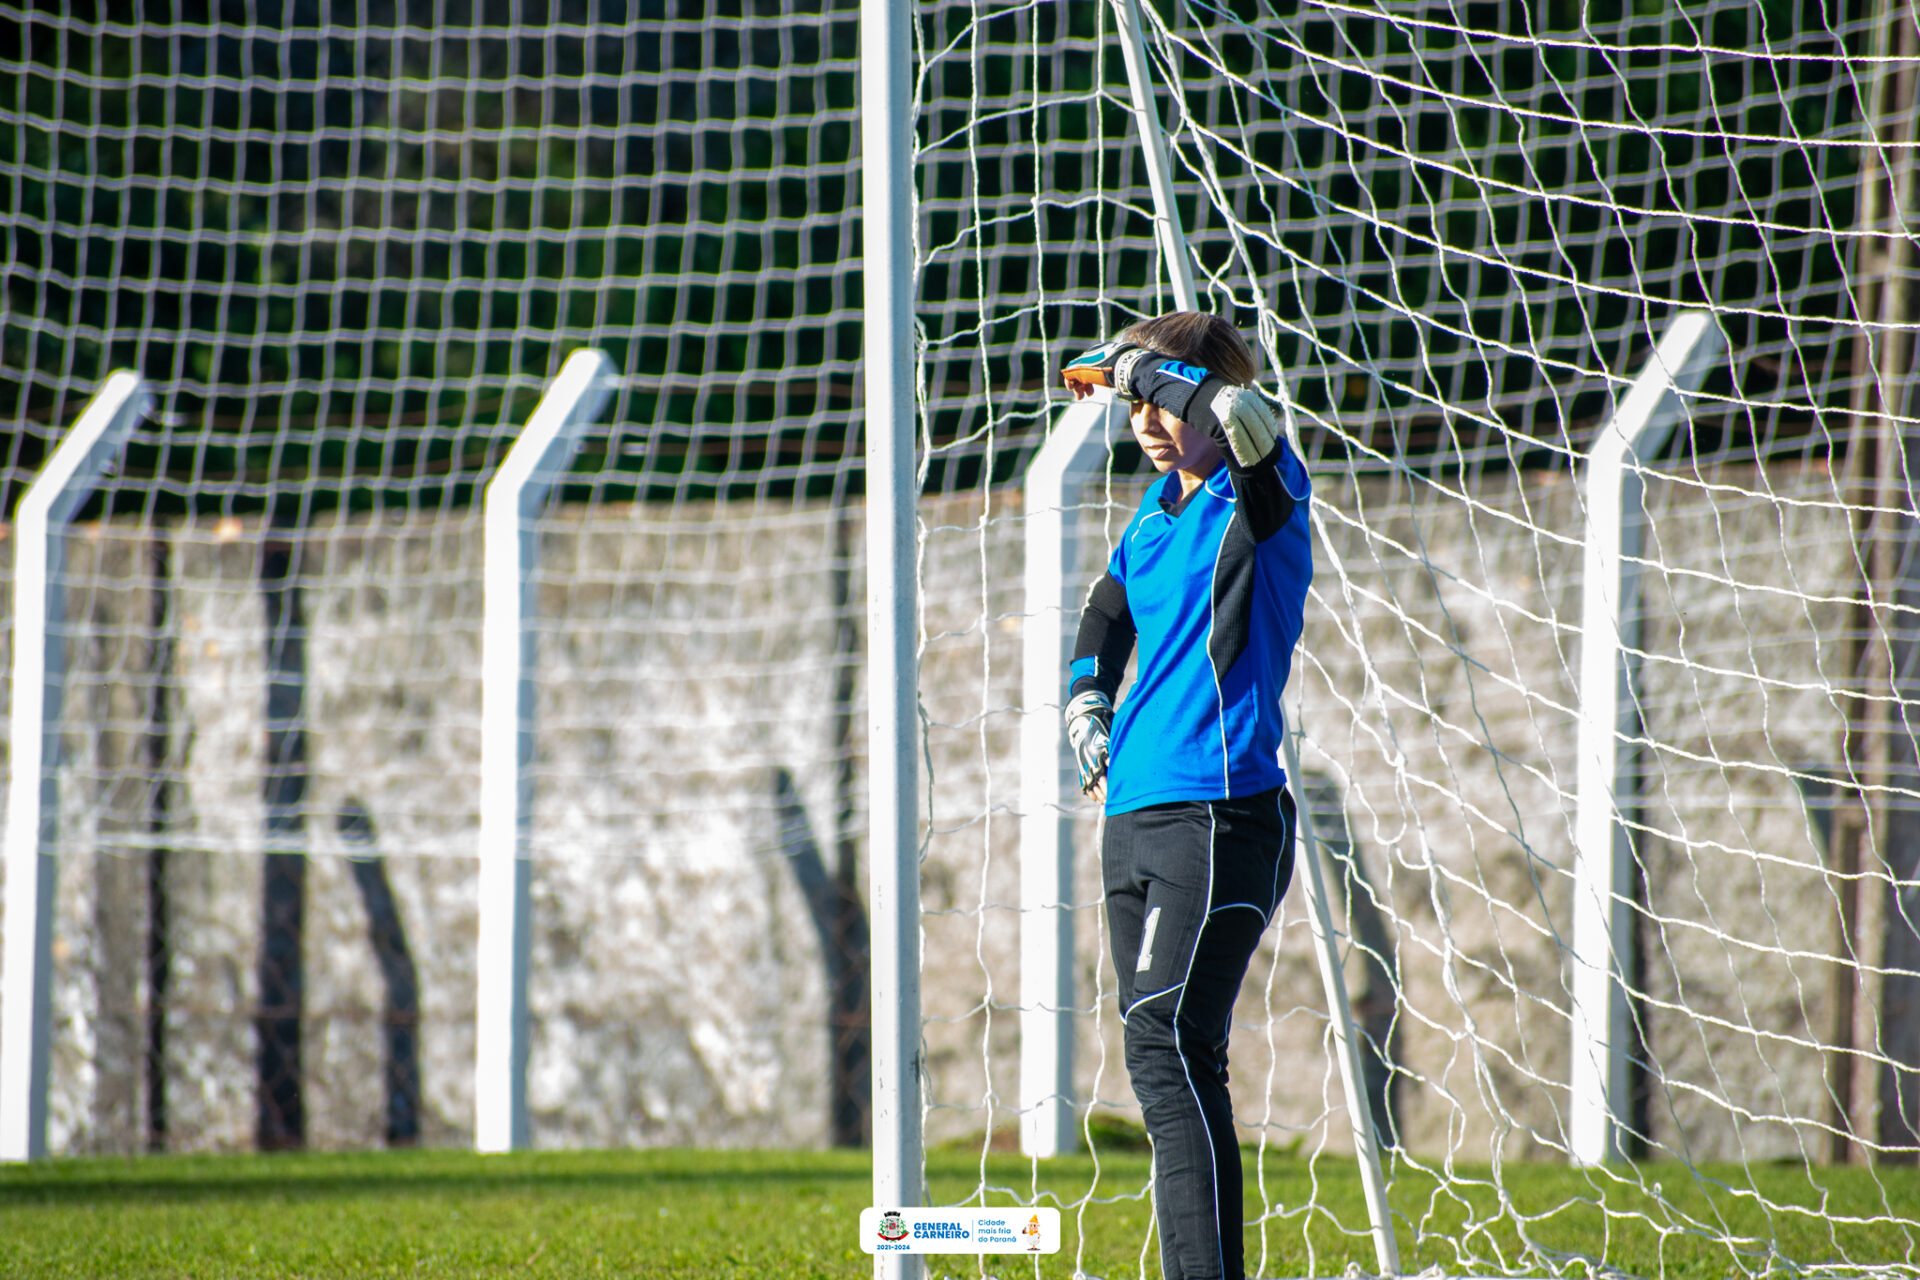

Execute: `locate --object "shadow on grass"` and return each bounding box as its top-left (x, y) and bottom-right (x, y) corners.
top-left (0, 1147), bottom-right (873, 1207)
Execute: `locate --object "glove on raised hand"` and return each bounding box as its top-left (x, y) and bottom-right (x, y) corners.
top-left (1201, 381), bottom-right (1281, 470)
top-left (1063, 690), bottom-right (1113, 796)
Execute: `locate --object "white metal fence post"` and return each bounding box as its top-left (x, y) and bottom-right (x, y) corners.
top-left (1571, 310), bottom-right (1724, 1165)
top-left (1, 370), bottom-right (151, 1163)
top-left (1018, 395), bottom-right (1125, 1158)
top-left (474, 348), bottom-right (616, 1154)
top-left (862, 1), bottom-right (924, 1274)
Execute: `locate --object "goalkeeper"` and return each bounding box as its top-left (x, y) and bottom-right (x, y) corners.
top-left (1061, 312), bottom-right (1311, 1280)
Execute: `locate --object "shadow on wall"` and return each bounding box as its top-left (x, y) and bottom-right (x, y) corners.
top-left (771, 767), bottom-right (871, 1148)
top-left (255, 524), bottom-right (420, 1151)
top-left (338, 800), bottom-right (421, 1147)
top-left (257, 518), bottom-right (306, 1151)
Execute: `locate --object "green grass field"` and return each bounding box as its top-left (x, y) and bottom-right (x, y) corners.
top-left (2, 1145), bottom-right (1915, 1278)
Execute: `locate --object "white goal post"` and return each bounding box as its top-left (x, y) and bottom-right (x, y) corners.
top-left (861, 2), bottom-right (926, 1269)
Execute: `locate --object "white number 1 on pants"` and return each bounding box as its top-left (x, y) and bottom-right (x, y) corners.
top-left (1136, 906), bottom-right (1161, 973)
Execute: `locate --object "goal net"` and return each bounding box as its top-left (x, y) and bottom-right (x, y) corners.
top-left (903, 0), bottom-right (1920, 1275)
top-left (2, 0), bottom-right (1917, 1276)
top-left (2, 3), bottom-right (880, 1153)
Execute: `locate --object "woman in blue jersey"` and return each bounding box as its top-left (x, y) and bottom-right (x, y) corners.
top-left (1060, 312), bottom-right (1312, 1280)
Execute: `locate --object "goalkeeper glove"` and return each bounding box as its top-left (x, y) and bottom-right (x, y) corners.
top-left (1064, 690), bottom-right (1113, 796)
top-left (1061, 339), bottom-right (1143, 400)
top-left (1198, 381), bottom-right (1282, 471)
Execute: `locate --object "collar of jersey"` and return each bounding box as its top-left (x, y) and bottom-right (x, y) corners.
top-left (1154, 461), bottom-right (1232, 516)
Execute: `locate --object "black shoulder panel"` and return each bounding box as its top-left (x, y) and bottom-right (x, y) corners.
top-left (1207, 516), bottom-right (1259, 683)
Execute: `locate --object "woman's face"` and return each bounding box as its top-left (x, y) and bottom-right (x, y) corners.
top-left (1129, 400), bottom-right (1221, 477)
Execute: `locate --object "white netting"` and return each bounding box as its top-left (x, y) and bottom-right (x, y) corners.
top-left (907, 1), bottom-right (1920, 1276)
top-left (3, 1), bottom-right (1918, 1275)
top-left (1, 2), bottom-right (879, 1153)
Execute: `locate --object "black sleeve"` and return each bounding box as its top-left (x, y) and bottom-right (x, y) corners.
top-left (1125, 354), bottom-right (1268, 474)
top-left (1069, 571), bottom-right (1135, 700)
top-left (1124, 352), bottom-right (1299, 540)
top-left (1120, 353), bottom-right (1225, 431)
top-left (1227, 446), bottom-right (1300, 543)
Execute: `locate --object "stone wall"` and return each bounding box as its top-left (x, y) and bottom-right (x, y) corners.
top-left (0, 460), bottom-right (1862, 1162)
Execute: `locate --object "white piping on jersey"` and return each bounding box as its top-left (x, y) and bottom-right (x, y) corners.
top-left (1205, 510), bottom-right (1232, 795)
top-left (1130, 469), bottom-right (1233, 548)
top-left (1128, 469), bottom-right (1241, 796)
top-left (1277, 440), bottom-right (1311, 503)
top-left (1128, 510), bottom-right (1171, 545)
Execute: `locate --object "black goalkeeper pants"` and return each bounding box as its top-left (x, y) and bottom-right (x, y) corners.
top-left (1104, 787), bottom-right (1295, 1280)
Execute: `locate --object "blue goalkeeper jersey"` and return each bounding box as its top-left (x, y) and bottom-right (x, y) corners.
top-left (1075, 449), bottom-right (1313, 815)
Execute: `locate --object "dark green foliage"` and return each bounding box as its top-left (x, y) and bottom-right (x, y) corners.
top-left (0, 0), bottom-right (1880, 515)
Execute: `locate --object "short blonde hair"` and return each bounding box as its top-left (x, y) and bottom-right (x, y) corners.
top-left (1116, 312), bottom-right (1257, 387)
